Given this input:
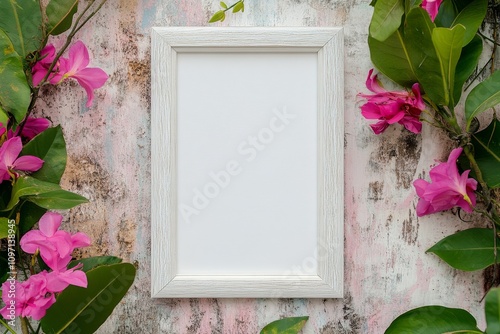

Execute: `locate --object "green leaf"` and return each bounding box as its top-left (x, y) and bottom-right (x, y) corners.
top-left (41, 263), bottom-right (136, 334)
top-left (0, 109), bottom-right (8, 128)
top-left (46, 0), bottom-right (79, 36)
top-left (449, 0), bottom-right (488, 46)
top-left (233, 1), bottom-right (244, 13)
top-left (68, 256), bottom-right (123, 272)
top-left (260, 316), bottom-right (309, 334)
top-left (435, 0), bottom-right (459, 27)
top-left (0, 0), bottom-right (43, 58)
top-left (431, 24), bottom-right (466, 107)
top-left (19, 201), bottom-right (46, 234)
top-left (369, 0), bottom-right (405, 42)
top-left (385, 306), bottom-right (480, 334)
top-left (434, 0), bottom-right (487, 46)
top-left (368, 30), bottom-right (418, 88)
top-left (427, 228), bottom-right (498, 271)
top-left (6, 176), bottom-right (59, 211)
top-left (453, 34), bottom-right (482, 104)
top-left (27, 190), bottom-right (87, 209)
top-left (471, 119), bottom-right (500, 188)
top-left (4, 176), bottom-right (87, 211)
top-left (21, 125), bottom-right (67, 183)
top-left (220, 1), bottom-right (227, 9)
top-left (0, 30), bottom-right (31, 123)
top-left (405, 8), bottom-right (457, 106)
top-left (465, 71), bottom-right (500, 131)
top-left (209, 10), bottom-right (226, 23)
top-left (485, 288), bottom-right (500, 334)
top-left (0, 217), bottom-right (12, 239)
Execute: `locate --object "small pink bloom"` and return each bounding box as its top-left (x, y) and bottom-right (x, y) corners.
top-left (359, 70), bottom-right (425, 134)
top-left (32, 44), bottom-right (65, 86)
top-left (8, 117), bottom-right (50, 140)
top-left (0, 275), bottom-right (56, 321)
top-left (0, 137), bottom-right (44, 181)
top-left (59, 41), bottom-right (108, 107)
top-left (20, 212), bottom-right (91, 271)
top-left (31, 42), bottom-right (108, 107)
top-left (413, 148), bottom-right (478, 217)
top-left (421, 0), bottom-right (443, 21)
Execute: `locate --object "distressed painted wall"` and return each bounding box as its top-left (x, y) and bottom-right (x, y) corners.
top-left (35, 0), bottom-right (498, 333)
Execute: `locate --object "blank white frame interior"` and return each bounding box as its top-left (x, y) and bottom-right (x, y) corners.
top-left (151, 27), bottom-right (344, 298)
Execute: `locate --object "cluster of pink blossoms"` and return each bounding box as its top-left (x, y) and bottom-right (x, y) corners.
top-left (359, 72), bottom-right (477, 216)
top-left (359, 69), bottom-right (425, 134)
top-left (32, 41), bottom-right (108, 107)
top-left (0, 116), bottom-right (89, 319)
top-left (0, 212), bottom-right (90, 320)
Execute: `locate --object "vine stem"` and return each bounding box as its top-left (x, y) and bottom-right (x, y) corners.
top-left (20, 317), bottom-right (28, 334)
top-left (222, 0), bottom-right (243, 13)
top-left (494, 222), bottom-right (498, 288)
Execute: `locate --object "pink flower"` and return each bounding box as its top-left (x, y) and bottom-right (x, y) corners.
top-left (7, 117), bottom-right (50, 140)
top-left (413, 148), bottom-right (478, 217)
top-left (0, 275), bottom-right (56, 320)
top-left (0, 137), bottom-right (44, 181)
top-left (60, 41), bottom-right (108, 107)
top-left (421, 0), bottom-right (443, 21)
top-left (31, 41), bottom-right (108, 107)
top-left (359, 69), bottom-right (425, 134)
top-left (20, 212), bottom-right (91, 271)
top-left (32, 44), bottom-right (65, 86)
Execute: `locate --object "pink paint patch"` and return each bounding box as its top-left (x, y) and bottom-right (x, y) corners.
top-left (179, 0), bottom-right (205, 25)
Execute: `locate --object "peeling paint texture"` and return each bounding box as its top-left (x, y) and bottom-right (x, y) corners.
top-left (36, 0), bottom-right (492, 333)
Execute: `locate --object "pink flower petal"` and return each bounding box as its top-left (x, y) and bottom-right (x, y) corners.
top-left (413, 179), bottom-right (429, 198)
top-left (71, 232), bottom-right (91, 248)
top-left (45, 267), bottom-right (88, 292)
top-left (32, 44), bottom-right (57, 86)
top-left (39, 212), bottom-right (63, 237)
top-left (20, 230), bottom-right (47, 253)
top-left (0, 137), bottom-right (22, 167)
top-left (32, 66), bottom-right (49, 86)
top-left (383, 102), bottom-right (406, 124)
top-left (361, 102), bottom-right (382, 119)
top-left (411, 83), bottom-right (426, 110)
top-left (416, 197), bottom-right (433, 217)
top-left (73, 67), bottom-right (108, 107)
top-left (365, 69), bottom-right (387, 94)
top-left (370, 121), bottom-right (390, 134)
top-left (21, 117), bottom-right (50, 139)
top-left (13, 155), bottom-right (44, 172)
top-left (67, 41), bottom-right (90, 74)
top-left (421, 0), bottom-right (443, 21)
top-left (399, 115), bottom-right (422, 134)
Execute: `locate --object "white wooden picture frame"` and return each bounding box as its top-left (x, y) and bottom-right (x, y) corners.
top-left (151, 27), bottom-right (344, 298)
